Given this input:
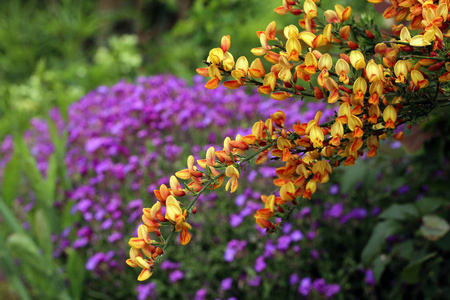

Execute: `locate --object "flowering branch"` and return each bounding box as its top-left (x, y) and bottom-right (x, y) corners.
top-left (127, 0), bottom-right (450, 282)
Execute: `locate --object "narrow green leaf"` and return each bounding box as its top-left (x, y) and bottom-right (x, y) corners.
top-left (33, 209), bottom-right (53, 261)
top-left (0, 198), bottom-right (25, 233)
top-left (66, 248), bottom-right (86, 300)
top-left (43, 153), bottom-right (58, 205)
top-left (1, 149), bottom-right (22, 206)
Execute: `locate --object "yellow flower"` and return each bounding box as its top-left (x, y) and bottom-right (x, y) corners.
top-left (394, 60), bottom-right (408, 84)
top-left (335, 5), bottom-right (352, 22)
top-left (349, 50), bottom-right (366, 70)
top-left (304, 0), bottom-right (318, 19)
top-left (208, 48), bottom-right (224, 65)
top-left (286, 36), bottom-right (302, 61)
top-left (225, 165), bottom-right (240, 193)
top-left (383, 105), bottom-right (397, 129)
top-left (411, 70), bottom-right (429, 88)
top-left (335, 59), bottom-right (350, 84)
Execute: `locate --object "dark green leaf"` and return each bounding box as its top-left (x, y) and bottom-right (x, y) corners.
top-left (361, 220), bottom-right (402, 265)
top-left (373, 254), bottom-right (391, 283)
top-left (379, 204), bottom-right (419, 221)
top-left (415, 197), bottom-right (446, 215)
top-left (401, 252), bottom-right (437, 284)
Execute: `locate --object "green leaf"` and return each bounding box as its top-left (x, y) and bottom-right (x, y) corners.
top-left (18, 140), bottom-right (46, 206)
top-left (420, 215), bottom-right (450, 241)
top-left (436, 231), bottom-right (450, 251)
top-left (1, 148), bottom-right (22, 206)
top-left (372, 254), bottom-right (391, 283)
top-left (392, 240), bottom-right (414, 260)
top-left (361, 220), bottom-right (402, 265)
top-left (6, 233), bottom-right (48, 274)
top-left (33, 209), bottom-right (53, 261)
top-left (66, 248), bottom-right (86, 300)
top-left (379, 204), bottom-right (419, 221)
top-left (401, 252), bottom-right (437, 284)
top-left (415, 197), bottom-right (446, 215)
top-left (0, 198), bottom-right (25, 234)
top-left (43, 153), bottom-right (58, 205)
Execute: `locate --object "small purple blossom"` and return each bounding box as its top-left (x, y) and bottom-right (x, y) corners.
top-left (290, 273), bottom-right (300, 285)
top-left (277, 235), bottom-right (292, 251)
top-left (298, 277), bottom-right (312, 296)
top-left (255, 255), bottom-right (266, 272)
top-left (194, 288), bottom-right (207, 300)
top-left (329, 184), bottom-right (340, 195)
top-left (136, 282), bottom-right (156, 300)
top-left (248, 275), bottom-right (261, 287)
top-left (325, 284), bottom-right (340, 298)
top-left (313, 278), bottom-right (327, 294)
top-left (169, 270), bottom-right (184, 283)
top-left (221, 277), bottom-right (233, 291)
top-left (365, 269), bottom-right (376, 286)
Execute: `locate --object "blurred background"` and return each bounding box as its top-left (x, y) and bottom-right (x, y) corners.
top-left (0, 0), bottom-right (449, 299)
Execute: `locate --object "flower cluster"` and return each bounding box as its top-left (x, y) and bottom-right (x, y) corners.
top-left (129, 0), bottom-right (450, 284)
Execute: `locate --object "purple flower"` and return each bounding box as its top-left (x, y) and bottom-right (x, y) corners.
top-left (325, 203), bottom-right (344, 218)
top-left (398, 185), bottom-right (410, 194)
top-left (277, 235), bottom-right (292, 251)
top-left (329, 184), bottom-right (339, 195)
top-left (371, 207), bottom-right (382, 216)
top-left (194, 288), bottom-right (207, 300)
top-left (264, 240), bottom-right (276, 258)
top-left (248, 275), bottom-right (261, 287)
top-left (254, 255), bottom-right (266, 272)
top-left (169, 270), bottom-right (184, 283)
top-left (313, 278), bottom-right (327, 294)
top-left (282, 222), bottom-right (293, 234)
top-left (298, 277), bottom-right (312, 296)
top-left (73, 237), bottom-right (89, 248)
top-left (235, 194), bottom-right (246, 206)
top-left (290, 273), bottom-right (300, 285)
top-left (290, 230), bottom-right (304, 242)
top-left (229, 214), bottom-right (243, 227)
top-left (298, 207), bottom-right (311, 218)
top-left (107, 232), bottom-right (122, 243)
top-left (325, 284), bottom-right (340, 298)
top-left (350, 208), bottom-right (368, 219)
top-left (160, 260), bottom-right (181, 270)
top-left (365, 269), bottom-right (376, 286)
top-left (221, 277), bottom-right (233, 291)
top-left (85, 252), bottom-right (107, 271)
top-left (311, 249), bottom-right (319, 259)
top-left (136, 282), bottom-right (156, 300)
top-left (306, 231), bottom-right (316, 240)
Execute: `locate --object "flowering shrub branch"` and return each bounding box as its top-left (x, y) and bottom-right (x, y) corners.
top-left (127, 0), bottom-right (450, 281)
